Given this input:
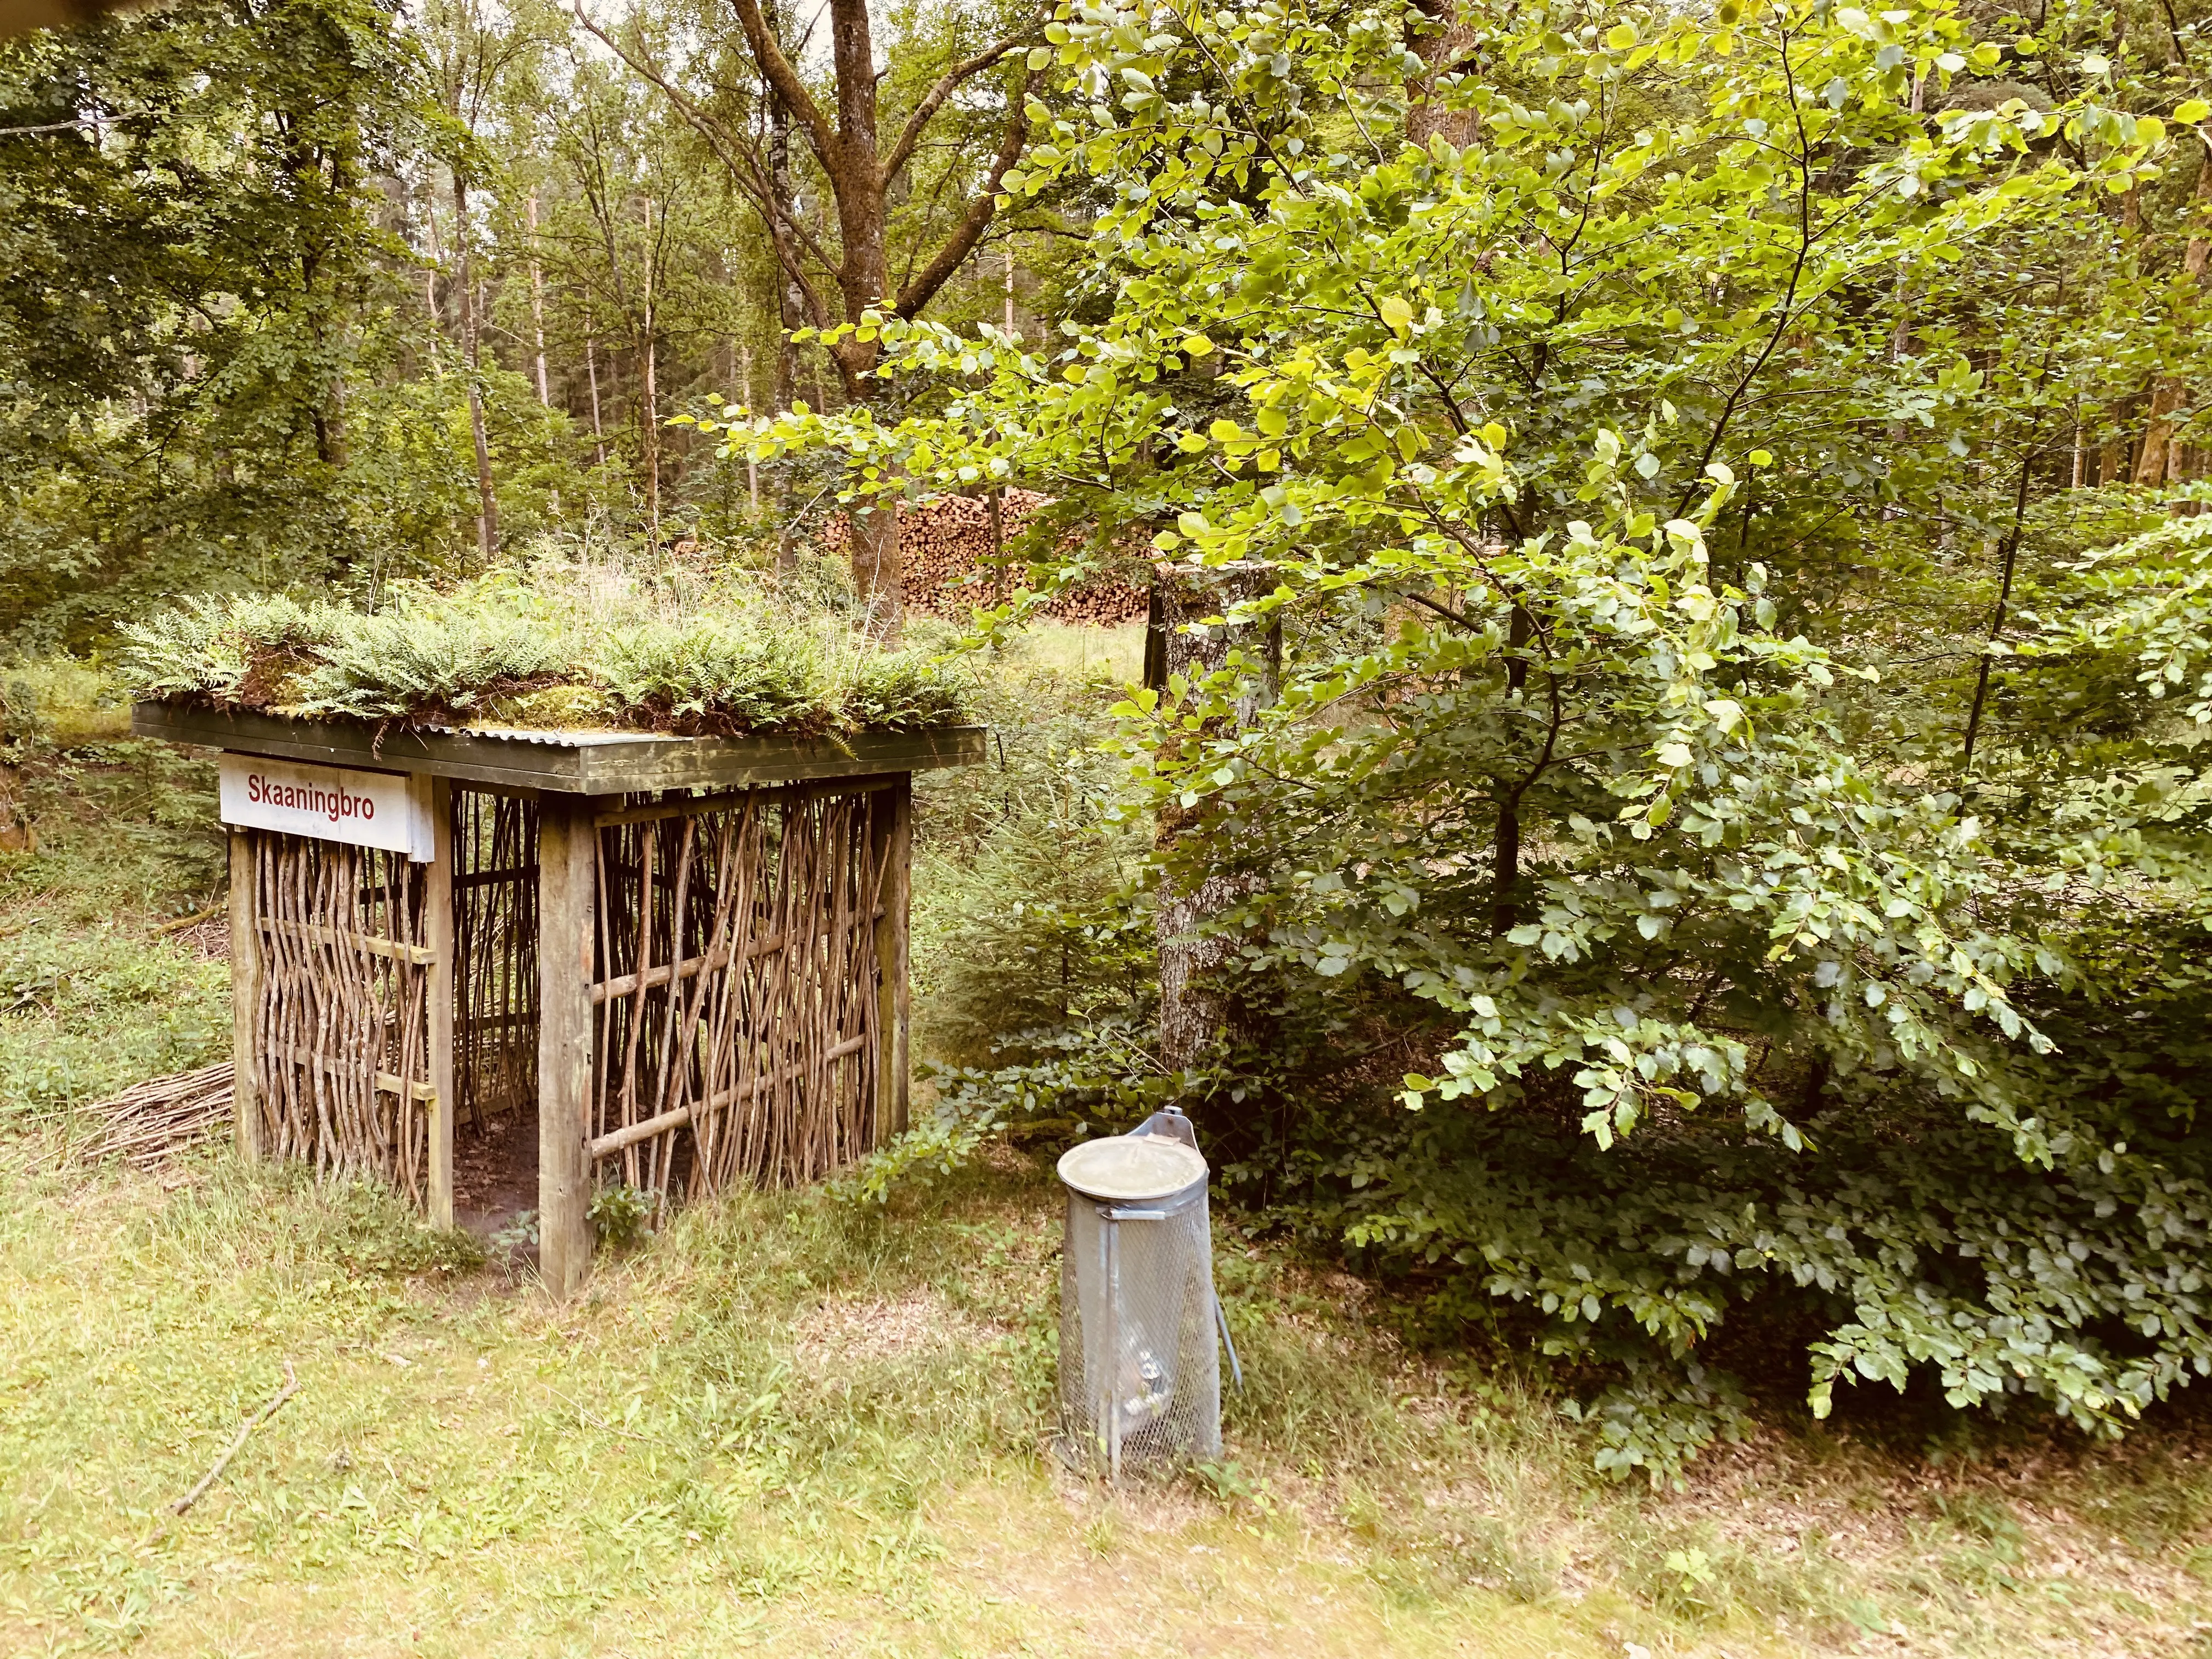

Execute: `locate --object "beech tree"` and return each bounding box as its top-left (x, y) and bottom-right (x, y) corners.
top-left (579, 0), bottom-right (1042, 634)
top-left (753, 0), bottom-right (2212, 1481)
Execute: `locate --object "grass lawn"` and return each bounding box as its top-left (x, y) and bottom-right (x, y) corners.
top-left (4, 1144), bottom-right (2212, 1658)
top-left (3, 659), bottom-right (2211, 1656)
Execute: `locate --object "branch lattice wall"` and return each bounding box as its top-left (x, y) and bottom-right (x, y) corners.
top-left (454, 789), bottom-right (539, 1130)
top-left (239, 832), bottom-right (432, 1199)
top-left (588, 782), bottom-right (895, 1204)
top-left (232, 776), bottom-right (904, 1224)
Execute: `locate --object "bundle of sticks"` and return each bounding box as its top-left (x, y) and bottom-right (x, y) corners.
top-left (81, 1061), bottom-right (234, 1166)
top-left (824, 490), bottom-right (1151, 625)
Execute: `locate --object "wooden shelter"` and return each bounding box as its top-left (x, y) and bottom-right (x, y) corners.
top-left (134, 703), bottom-right (985, 1295)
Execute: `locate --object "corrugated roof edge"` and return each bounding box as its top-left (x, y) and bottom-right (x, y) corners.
top-left (132, 702), bottom-right (989, 795)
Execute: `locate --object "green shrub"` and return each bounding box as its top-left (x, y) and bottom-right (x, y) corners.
top-left (795, 0), bottom-right (2212, 1491)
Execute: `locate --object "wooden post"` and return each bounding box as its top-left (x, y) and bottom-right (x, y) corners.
top-left (872, 777), bottom-right (912, 1137)
top-left (228, 828), bottom-right (261, 1165)
top-left (537, 793), bottom-right (599, 1298)
top-left (426, 779), bottom-right (456, 1228)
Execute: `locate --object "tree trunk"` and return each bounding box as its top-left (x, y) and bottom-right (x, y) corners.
top-left (819, 0), bottom-right (905, 635)
top-left (1962, 453), bottom-right (2035, 774)
top-left (2136, 379), bottom-right (2185, 487)
top-left (1492, 605), bottom-right (1534, 936)
top-left (740, 343), bottom-right (760, 515)
top-left (640, 197), bottom-right (661, 544)
top-left (768, 67), bottom-right (802, 567)
top-left (767, 65), bottom-right (803, 416)
top-left (311, 400), bottom-right (347, 469)
top-left (710, 0), bottom-right (1032, 633)
top-left (585, 321), bottom-right (606, 467)
top-left (2186, 133), bottom-right (2212, 283)
top-left (847, 500), bottom-right (904, 637)
top-left (1153, 563), bottom-right (1275, 1078)
top-left (2144, 135), bottom-right (2212, 496)
top-left (527, 193), bottom-right (551, 407)
top-left (1404, 0), bottom-right (1477, 148)
top-left (2100, 429), bottom-right (2129, 485)
top-left (454, 171), bottom-right (497, 563)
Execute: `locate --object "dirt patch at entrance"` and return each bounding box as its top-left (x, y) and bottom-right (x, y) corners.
top-left (454, 1111), bottom-right (538, 1266)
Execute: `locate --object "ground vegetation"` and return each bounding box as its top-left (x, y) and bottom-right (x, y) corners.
top-left (741, 0), bottom-right (2212, 1482)
top-left (4, 657), bottom-right (2212, 1655)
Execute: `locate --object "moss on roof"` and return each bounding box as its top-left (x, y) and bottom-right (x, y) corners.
top-left (120, 567), bottom-right (972, 738)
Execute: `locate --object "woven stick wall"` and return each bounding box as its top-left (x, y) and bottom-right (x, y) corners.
top-left (240, 831), bottom-right (432, 1198)
top-left (588, 782), bottom-right (891, 1204)
top-left (454, 789), bottom-right (540, 1128)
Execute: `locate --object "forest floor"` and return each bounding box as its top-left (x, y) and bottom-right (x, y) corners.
top-left (3, 655), bottom-right (2212, 1657)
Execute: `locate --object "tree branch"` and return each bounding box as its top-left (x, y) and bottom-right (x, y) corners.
top-left (571, 3), bottom-right (836, 326)
top-left (881, 36), bottom-right (1025, 188)
top-left (724, 0), bottom-right (843, 172)
top-left (1675, 20), bottom-right (1816, 512)
top-left (892, 68), bottom-right (1037, 318)
top-left (171, 1361), bottom-right (300, 1516)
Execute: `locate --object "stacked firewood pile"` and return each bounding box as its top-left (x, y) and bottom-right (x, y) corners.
top-left (81, 1061), bottom-right (233, 1166)
top-left (825, 490), bottom-right (1150, 624)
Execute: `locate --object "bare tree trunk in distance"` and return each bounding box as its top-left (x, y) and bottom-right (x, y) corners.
top-left (585, 320), bottom-right (607, 467)
top-left (454, 170), bottom-right (497, 563)
top-left (1404, 0), bottom-right (1478, 147)
top-left (2137, 381), bottom-right (2184, 487)
top-left (740, 343), bottom-right (760, 515)
top-left (2140, 136), bottom-right (2212, 490)
top-left (527, 192), bottom-right (551, 406)
top-left (640, 196), bottom-right (661, 545)
top-left (766, 56), bottom-right (801, 568)
top-left (526, 193), bottom-right (561, 517)
top-left (766, 46), bottom-right (803, 416)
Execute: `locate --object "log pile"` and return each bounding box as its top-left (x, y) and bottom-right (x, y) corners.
top-left (823, 490), bottom-right (1150, 624)
top-left (82, 1061), bottom-right (234, 1166)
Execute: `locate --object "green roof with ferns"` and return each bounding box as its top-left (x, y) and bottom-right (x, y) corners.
top-left (120, 566), bottom-right (971, 738)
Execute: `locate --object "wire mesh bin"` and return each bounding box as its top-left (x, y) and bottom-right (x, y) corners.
top-left (1056, 1107), bottom-right (1239, 1480)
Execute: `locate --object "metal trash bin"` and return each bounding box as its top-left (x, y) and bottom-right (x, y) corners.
top-left (1056, 1107), bottom-right (1240, 1479)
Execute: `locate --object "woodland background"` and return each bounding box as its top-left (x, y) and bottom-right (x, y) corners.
top-left (0, 0), bottom-right (1065, 641)
top-left (7, 1), bottom-right (2212, 1643)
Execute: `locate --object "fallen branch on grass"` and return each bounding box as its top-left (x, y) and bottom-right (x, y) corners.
top-left (171, 1359), bottom-right (300, 1516)
top-left (150, 903), bottom-right (224, 936)
top-left (82, 1062), bottom-right (233, 1166)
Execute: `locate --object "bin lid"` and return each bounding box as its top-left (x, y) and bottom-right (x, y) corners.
top-left (1057, 1135), bottom-right (1207, 1203)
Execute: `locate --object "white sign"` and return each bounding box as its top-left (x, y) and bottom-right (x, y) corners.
top-left (218, 755), bottom-right (435, 862)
